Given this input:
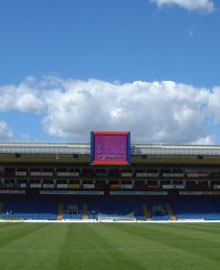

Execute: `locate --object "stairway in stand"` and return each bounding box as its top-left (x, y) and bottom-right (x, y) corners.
top-left (166, 202), bottom-right (177, 221)
top-left (142, 203), bottom-right (152, 221)
top-left (57, 202), bottom-right (63, 221)
top-left (83, 202), bottom-right (88, 220)
top-left (0, 201), bottom-right (4, 215)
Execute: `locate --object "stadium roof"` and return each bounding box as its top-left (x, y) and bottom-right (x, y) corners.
top-left (0, 143), bottom-right (220, 157)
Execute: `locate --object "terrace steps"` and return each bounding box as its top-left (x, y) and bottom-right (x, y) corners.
top-left (166, 202), bottom-right (177, 221)
top-left (0, 201), bottom-right (4, 215)
top-left (57, 202), bottom-right (63, 221)
top-left (83, 203), bottom-right (88, 219)
top-left (142, 203), bottom-right (152, 221)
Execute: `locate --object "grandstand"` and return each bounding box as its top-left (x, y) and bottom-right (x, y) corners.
top-left (1, 139), bottom-right (220, 222)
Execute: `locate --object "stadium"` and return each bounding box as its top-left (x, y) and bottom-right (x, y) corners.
top-left (1, 131), bottom-right (220, 222)
top-left (1, 131), bottom-right (220, 269)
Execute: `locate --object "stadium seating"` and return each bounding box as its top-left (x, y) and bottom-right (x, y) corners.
top-left (62, 200), bottom-right (83, 220)
top-left (87, 199), bottom-right (145, 220)
top-left (1, 198), bottom-right (57, 220)
top-left (1, 197), bottom-right (220, 221)
top-left (146, 200), bottom-right (170, 221)
top-left (170, 199), bottom-right (220, 220)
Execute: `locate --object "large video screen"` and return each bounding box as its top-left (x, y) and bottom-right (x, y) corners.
top-left (90, 131), bottom-right (131, 165)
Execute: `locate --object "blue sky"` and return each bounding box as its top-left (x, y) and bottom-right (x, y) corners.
top-left (0, 0), bottom-right (220, 144)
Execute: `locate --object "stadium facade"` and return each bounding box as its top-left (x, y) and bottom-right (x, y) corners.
top-left (1, 140), bottom-right (220, 221)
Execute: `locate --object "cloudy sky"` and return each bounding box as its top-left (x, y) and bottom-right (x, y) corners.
top-left (0, 0), bottom-right (220, 144)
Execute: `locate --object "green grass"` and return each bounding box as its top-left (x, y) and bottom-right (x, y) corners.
top-left (0, 223), bottom-right (220, 270)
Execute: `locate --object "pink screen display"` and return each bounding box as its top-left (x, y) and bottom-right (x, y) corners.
top-left (94, 134), bottom-right (127, 161)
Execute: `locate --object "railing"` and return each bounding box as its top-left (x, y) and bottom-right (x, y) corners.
top-left (0, 143), bottom-right (220, 156)
top-left (0, 143), bottom-right (90, 155)
top-left (132, 144), bottom-right (220, 156)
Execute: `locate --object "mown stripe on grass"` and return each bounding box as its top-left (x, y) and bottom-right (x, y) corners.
top-left (0, 224), bottom-right (68, 270)
top-left (56, 224), bottom-right (147, 270)
top-left (0, 223), bottom-right (48, 249)
top-left (102, 223), bottom-right (220, 270)
top-left (1, 223), bottom-right (220, 270)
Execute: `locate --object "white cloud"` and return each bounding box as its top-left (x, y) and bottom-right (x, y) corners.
top-left (1, 77), bottom-right (220, 144)
top-left (36, 78), bottom-right (213, 144)
top-left (151, 0), bottom-right (215, 13)
top-left (0, 121), bottom-right (14, 141)
top-left (191, 136), bottom-right (214, 145)
top-left (0, 81), bottom-right (46, 114)
top-left (21, 133), bottom-right (31, 141)
top-left (207, 87), bottom-right (220, 123)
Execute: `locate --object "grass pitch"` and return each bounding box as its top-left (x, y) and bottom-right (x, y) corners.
top-left (0, 223), bottom-right (220, 270)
